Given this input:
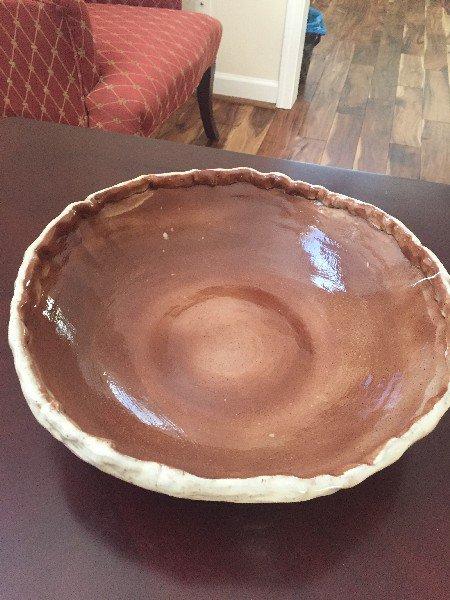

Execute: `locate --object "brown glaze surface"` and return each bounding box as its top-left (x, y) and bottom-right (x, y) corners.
top-left (23, 177), bottom-right (448, 478)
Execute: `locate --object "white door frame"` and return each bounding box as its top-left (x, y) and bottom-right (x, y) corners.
top-left (277, 0), bottom-right (310, 109)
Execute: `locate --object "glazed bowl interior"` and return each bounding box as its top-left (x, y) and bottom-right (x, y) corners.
top-left (10, 170), bottom-right (449, 502)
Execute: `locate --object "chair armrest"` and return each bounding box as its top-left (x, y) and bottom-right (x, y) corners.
top-left (0, 0), bottom-right (89, 125)
top-left (83, 0), bottom-right (181, 8)
top-left (47, 0), bottom-right (99, 94)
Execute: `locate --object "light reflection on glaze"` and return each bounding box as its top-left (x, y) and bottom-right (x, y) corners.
top-left (362, 374), bottom-right (373, 389)
top-left (411, 272), bottom-right (440, 288)
top-left (43, 296), bottom-right (75, 343)
top-left (377, 372), bottom-right (403, 411)
top-left (299, 226), bottom-right (346, 293)
top-left (106, 377), bottom-right (185, 438)
top-left (363, 372), bottom-right (404, 416)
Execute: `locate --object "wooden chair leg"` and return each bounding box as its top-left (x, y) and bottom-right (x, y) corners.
top-left (196, 66), bottom-right (219, 141)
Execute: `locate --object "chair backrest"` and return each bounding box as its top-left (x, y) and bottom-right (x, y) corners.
top-left (0, 0), bottom-right (98, 126)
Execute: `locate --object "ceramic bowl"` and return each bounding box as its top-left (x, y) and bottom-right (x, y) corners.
top-left (9, 169), bottom-right (449, 502)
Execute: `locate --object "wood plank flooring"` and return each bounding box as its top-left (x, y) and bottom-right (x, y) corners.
top-left (154, 0), bottom-right (450, 184)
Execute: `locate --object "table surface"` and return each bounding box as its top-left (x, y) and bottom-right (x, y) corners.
top-left (1, 117), bottom-right (449, 600)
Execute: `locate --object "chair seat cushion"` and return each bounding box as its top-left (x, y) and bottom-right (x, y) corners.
top-left (85, 5), bottom-right (221, 136)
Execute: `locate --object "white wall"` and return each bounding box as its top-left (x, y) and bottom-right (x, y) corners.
top-left (183, 0), bottom-right (289, 103)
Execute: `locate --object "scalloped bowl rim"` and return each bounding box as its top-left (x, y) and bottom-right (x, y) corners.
top-left (8, 168), bottom-right (450, 503)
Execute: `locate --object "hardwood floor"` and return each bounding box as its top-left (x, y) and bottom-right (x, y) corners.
top-left (154, 0), bottom-right (450, 184)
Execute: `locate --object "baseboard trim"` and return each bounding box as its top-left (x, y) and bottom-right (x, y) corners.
top-left (213, 72), bottom-right (279, 104)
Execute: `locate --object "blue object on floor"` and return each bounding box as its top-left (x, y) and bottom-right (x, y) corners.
top-left (306, 7), bottom-right (327, 36)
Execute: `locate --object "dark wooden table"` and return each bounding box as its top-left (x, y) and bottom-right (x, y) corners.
top-left (1, 118), bottom-right (449, 600)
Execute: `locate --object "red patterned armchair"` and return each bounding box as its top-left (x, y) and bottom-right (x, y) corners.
top-left (0, 0), bottom-right (221, 138)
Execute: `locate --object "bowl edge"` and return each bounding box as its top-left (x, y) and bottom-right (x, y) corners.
top-left (8, 167), bottom-right (450, 503)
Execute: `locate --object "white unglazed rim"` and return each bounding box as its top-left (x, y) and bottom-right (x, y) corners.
top-left (8, 168), bottom-right (450, 503)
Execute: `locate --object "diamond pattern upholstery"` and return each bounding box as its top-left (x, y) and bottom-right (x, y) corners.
top-left (86, 0), bottom-right (181, 7)
top-left (86, 5), bottom-right (221, 135)
top-left (0, 0), bottom-right (88, 125)
top-left (50, 0), bottom-right (99, 94)
top-left (0, 0), bottom-right (221, 135)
